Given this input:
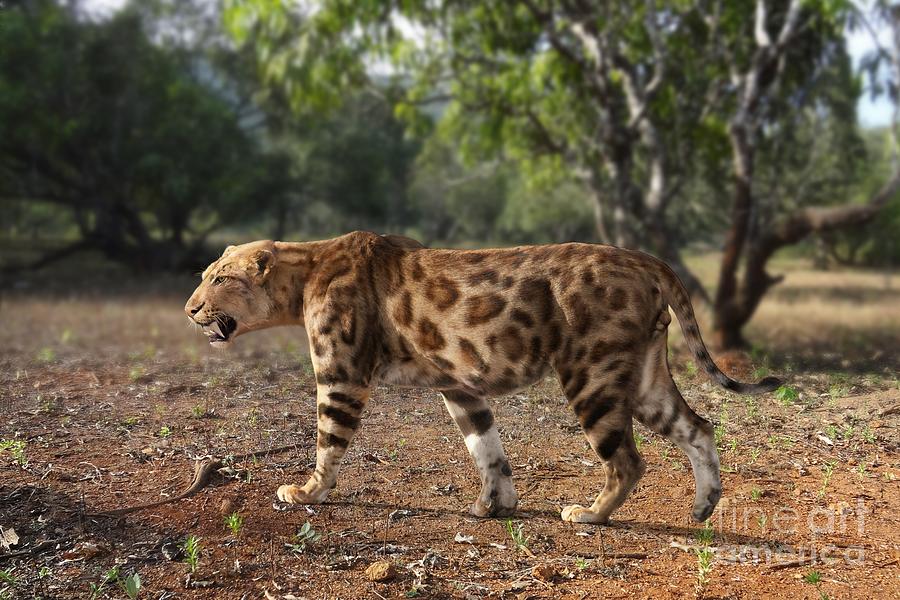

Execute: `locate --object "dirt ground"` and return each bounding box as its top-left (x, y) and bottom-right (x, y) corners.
top-left (1, 258), bottom-right (899, 599)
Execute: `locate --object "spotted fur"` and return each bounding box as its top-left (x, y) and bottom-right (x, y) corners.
top-left (185, 231), bottom-right (780, 523)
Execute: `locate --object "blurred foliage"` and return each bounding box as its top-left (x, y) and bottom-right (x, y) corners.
top-left (0, 0), bottom-right (295, 269)
top-left (827, 128), bottom-right (900, 266)
top-left (0, 0), bottom-right (897, 277)
top-left (224, 0), bottom-right (897, 255)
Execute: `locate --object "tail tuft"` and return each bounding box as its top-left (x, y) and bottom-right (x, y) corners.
top-left (756, 376), bottom-right (783, 393)
top-left (727, 375), bottom-right (782, 395)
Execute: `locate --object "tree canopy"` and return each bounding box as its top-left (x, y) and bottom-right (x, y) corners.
top-left (225, 0), bottom-right (899, 347)
top-left (0, 0), bottom-right (300, 269)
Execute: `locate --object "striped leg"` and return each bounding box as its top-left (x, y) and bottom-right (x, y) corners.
top-left (563, 401), bottom-right (645, 524)
top-left (634, 336), bottom-right (721, 522)
top-left (276, 383), bottom-right (369, 504)
top-left (558, 361), bottom-right (646, 524)
top-left (441, 391), bottom-right (517, 517)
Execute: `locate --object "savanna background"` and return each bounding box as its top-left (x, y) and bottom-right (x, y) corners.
top-left (1, 0), bottom-right (899, 598)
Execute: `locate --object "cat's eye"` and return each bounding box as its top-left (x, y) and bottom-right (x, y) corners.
top-left (213, 276), bottom-right (227, 285)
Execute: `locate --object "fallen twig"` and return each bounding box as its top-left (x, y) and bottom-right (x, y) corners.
top-left (0, 539), bottom-right (60, 563)
top-left (768, 557), bottom-right (819, 570)
top-left (85, 443), bottom-right (299, 517)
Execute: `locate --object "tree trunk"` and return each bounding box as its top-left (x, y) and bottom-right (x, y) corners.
top-left (712, 124), bottom-right (756, 348)
top-left (712, 170), bottom-right (900, 349)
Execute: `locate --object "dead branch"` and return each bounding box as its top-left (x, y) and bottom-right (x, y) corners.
top-left (86, 443), bottom-right (300, 517)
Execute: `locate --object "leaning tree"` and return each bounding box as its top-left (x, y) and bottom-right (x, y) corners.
top-left (224, 0), bottom-right (900, 348)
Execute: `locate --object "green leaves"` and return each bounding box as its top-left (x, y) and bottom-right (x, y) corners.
top-left (0, 0), bottom-right (296, 268)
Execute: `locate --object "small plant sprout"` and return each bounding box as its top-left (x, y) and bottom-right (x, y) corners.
top-left (695, 519), bottom-right (714, 545)
top-left (191, 404), bottom-right (206, 418)
top-left (0, 568), bottom-right (15, 584)
top-left (750, 487), bottom-right (762, 501)
top-left (774, 385), bottom-right (799, 406)
top-left (575, 557), bottom-right (589, 570)
top-left (752, 364), bottom-right (770, 380)
top-left (120, 572), bottom-right (141, 599)
top-left (633, 431), bottom-right (646, 451)
top-left (684, 360), bottom-right (698, 377)
top-left (757, 513), bottom-right (768, 531)
top-left (749, 446), bottom-right (762, 464)
top-left (182, 535), bottom-right (202, 573)
top-left (158, 425), bottom-right (172, 438)
top-left (36, 347), bottom-right (56, 363)
top-left (504, 518), bottom-right (530, 553)
top-left (694, 517), bottom-right (715, 594)
top-left (841, 424), bottom-right (854, 440)
top-left (0, 440), bottom-right (27, 467)
top-left (88, 567), bottom-right (120, 600)
top-left (128, 366), bottom-right (144, 381)
top-left (224, 511), bottom-right (244, 536)
top-left (819, 461), bottom-right (837, 498)
top-left (695, 547), bottom-right (714, 593)
top-left (803, 570), bottom-right (830, 600)
top-left (714, 423), bottom-right (726, 449)
top-left (287, 521), bottom-right (321, 553)
top-left (861, 427), bottom-right (876, 444)
top-left (744, 395), bottom-right (760, 420)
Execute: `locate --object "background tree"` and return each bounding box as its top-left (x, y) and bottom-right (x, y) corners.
top-left (226, 0), bottom-right (900, 348)
top-left (0, 0), bottom-right (294, 270)
top-left (707, 0), bottom-right (900, 346)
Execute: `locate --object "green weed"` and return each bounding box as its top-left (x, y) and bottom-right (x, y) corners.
top-left (182, 535), bottom-right (202, 573)
top-left (803, 570), bottom-right (830, 600)
top-left (88, 567), bottom-right (119, 600)
top-left (695, 520), bottom-right (714, 545)
top-left (36, 347), bottom-right (56, 363)
top-left (695, 547), bottom-right (714, 592)
top-left (633, 431), bottom-right (646, 451)
top-left (819, 461), bottom-right (837, 498)
top-left (0, 440), bottom-right (27, 467)
top-left (861, 427), bottom-right (876, 444)
top-left (120, 572), bottom-right (141, 599)
top-left (128, 365), bottom-right (145, 381)
top-left (749, 446), bottom-right (762, 464)
top-left (287, 521), bottom-right (321, 553)
top-left (504, 518), bottom-right (530, 553)
top-left (224, 512), bottom-right (243, 536)
top-left (774, 385), bottom-right (799, 406)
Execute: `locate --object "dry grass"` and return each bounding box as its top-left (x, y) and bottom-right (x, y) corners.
top-left (0, 286), bottom-right (308, 374)
top-left (683, 252), bottom-right (900, 374)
